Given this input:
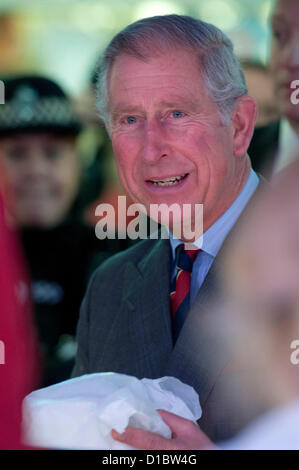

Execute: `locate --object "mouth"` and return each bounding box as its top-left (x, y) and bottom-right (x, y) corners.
top-left (146, 173), bottom-right (189, 187)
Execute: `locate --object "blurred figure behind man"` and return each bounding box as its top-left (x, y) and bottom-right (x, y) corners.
top-left (0, 164), bottom-right (39, 448)
top-left (248, 0), bottom-right (299, 178)
top-left (243, 60), bottom-right (281, 178)
top-left (217, 158), bottom-right (299, 449)
top-left (0, 76), bottom-right (126, 386)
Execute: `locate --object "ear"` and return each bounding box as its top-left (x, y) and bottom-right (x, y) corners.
top-left (231, 95), bottom-right (257, 157)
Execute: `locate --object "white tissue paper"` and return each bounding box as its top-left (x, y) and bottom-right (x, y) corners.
top-left (22, 373), bottom-right (202, 450)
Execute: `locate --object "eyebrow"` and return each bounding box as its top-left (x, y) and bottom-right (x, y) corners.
top-left (159, 100), bottom-right (199, 111)
top-left (111, 98), bottom-right (199, 119)
top-left (110, 106), bottom-right (142, 125)
top-left (111, 105), bottom-right (142, 116)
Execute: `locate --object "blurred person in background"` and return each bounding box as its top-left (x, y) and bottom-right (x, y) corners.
top-left (249, 0), bottom-right (299, 177)
top-left (0, 163), bottom-right (39, 449)
top-left (0, 76), bottom-right (126, 387)
top-left (217, 158), bottom-right (299, 449)
top-left (242, 60), bottom-right (280, 129)
top-left (270, 0), bottom-right (299, 173)
top-left (243, 60), bottom-right (281, 177)
top-left (112, 158), bottom-right (299, 451)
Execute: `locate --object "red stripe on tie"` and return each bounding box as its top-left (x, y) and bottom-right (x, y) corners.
top-left (170, 270), bottom-right (191, 317)
top-left (170, 245), bottom-right (201, 339)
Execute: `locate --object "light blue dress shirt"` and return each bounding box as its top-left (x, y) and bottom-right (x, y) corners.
top-left (169, 169), bottom-right (259, 305)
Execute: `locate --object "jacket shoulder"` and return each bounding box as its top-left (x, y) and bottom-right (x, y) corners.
top-left (90, 237), bottom-right (160, 283)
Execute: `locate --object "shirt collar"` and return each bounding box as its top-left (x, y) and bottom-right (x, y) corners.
top-left (169, 169), bottom-right (259, 260)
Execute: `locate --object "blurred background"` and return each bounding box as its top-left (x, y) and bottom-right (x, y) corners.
top-left (0, 0), bottom-right (279, 191)
top-left (0, 0), bottom-right (279, 177)
top-left (2, 0), bottom-right (295, 449)
top-left (0, 0), bottom-right (274, 93)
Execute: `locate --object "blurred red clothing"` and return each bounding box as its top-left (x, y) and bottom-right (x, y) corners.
top-left (0, 166), bottom-right (40, 449)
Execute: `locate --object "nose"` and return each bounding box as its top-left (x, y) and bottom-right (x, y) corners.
top-left (141, 119), bottom-right (170, 164)
top-left (24, 152), bottom-right (50, 179)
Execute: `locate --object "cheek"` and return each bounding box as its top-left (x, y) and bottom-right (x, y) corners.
top-left (172, 126), bottom-right (207, 160)
top-left (185, 123), bottom-right (224, 151)
top-left (7, 168), bottom-right (27, 192)
top-left (53, 157), bottom-right (80, 194)
top-left (112, 135), bottom-right (139, 178)
top-left (270, 46), bottom-right (278, 66)
top-left (270, 47), bottom-right (288, 79)
top-left (183, 127), bottom-right (231, 171)
top-left (270, 39), bottom-right (282, 66)
top-left (0, 158), bottom-right (18, 181)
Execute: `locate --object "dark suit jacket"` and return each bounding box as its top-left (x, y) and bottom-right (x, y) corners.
top-left (73, 179), bottom-right (267, 442)
top-left (248, 121), bottom-right (280, 178)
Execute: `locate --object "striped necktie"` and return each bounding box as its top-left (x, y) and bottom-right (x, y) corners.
top-left (170, 244), bottom-right (201, 342)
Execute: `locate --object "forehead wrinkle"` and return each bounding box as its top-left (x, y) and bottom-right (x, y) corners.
top-left (108, 50), bottom-right (212, 119)
top-left (110, 83), bottom-right (203, 114)
top-left (112, 96), bottom-right (199, 112)
top-left (109, 51), bottom-right (202, 88)
top-left (159, 99), bottom-right (200, 111)
top-left (112, 104), bottom-right (143, 113)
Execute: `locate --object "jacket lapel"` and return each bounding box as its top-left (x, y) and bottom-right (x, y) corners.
top-left (165, 259), bottom-right (231, 406)
top-left (121, 238), bottom-right (173, 378)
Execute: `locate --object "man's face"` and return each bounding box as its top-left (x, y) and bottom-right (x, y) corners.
top-left (0, 133), bottom-right (80, 228)
top-left (108, 49), bottom-right (244, 233)
top-left (270, 0), bottom-right (299, 122)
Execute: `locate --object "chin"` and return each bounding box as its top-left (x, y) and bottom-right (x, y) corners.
top-left (21, 212), bottom-right (58, 229)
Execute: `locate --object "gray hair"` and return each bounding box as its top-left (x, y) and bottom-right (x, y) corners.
top-left (95, 14), bottom-right (247, 129)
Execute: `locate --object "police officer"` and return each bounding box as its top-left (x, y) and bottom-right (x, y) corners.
top-left (0, 76), bottom-right (125, 386)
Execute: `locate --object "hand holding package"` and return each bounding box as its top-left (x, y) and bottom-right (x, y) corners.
top-left (22, 373), bottom-right (202, 449)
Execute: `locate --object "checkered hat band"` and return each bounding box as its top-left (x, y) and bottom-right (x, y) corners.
top-left (0, 98), bottom-right (78, 129)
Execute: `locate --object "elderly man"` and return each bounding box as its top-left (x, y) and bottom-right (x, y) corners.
top-left (73, 14), bottom-right (259, 442)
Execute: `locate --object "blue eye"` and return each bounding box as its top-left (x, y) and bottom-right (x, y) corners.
top-left (171, 110), bottom-right (185, 118)
top-left (126, 116), bottom-right (137, 124)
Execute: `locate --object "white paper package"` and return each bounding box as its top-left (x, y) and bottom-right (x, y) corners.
top-left (22, 373), bottom-right (202, 450)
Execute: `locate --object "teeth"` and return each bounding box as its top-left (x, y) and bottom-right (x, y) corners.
top-left (153, 180), bottom-right (179, 186)
top-left (149, 174), bottom-right (187, 186)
